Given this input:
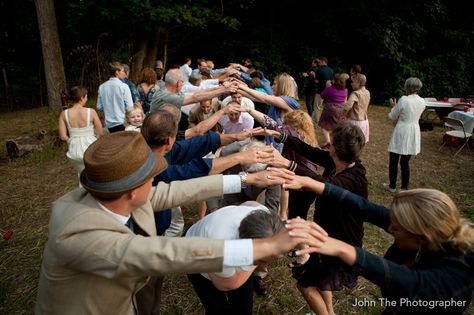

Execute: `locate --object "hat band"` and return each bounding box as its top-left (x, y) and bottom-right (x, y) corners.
top-left (85, 150), bottom-right (156, 192)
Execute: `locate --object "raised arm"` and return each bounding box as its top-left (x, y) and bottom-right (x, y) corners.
top-left (284, 176), bottom-right (390, 229)
top-left (183, 82), bottom-right (238, 105)
top-left (208, 146), bottom-right (274, 175)
top-left (237, 106), bottom-right (281, 131)
top-left (278, 132), bottom-right (333, 168)
top-left (185, 104), bottom-right (241, 139)
top-left (236, 82), bottom-right (294, 112)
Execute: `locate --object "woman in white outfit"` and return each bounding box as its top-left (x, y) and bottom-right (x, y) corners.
top-left (58, 86), bottom-right (103, 178)
top-left (383, 77), bottom-right (426, 192)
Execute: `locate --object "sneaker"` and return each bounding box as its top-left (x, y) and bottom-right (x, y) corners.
top-left (382, 183), bottom-right (397, 193)
top-left (253, 276), bottom-right (268, 297)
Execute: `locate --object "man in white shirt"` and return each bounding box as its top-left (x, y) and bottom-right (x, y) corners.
top-left (219, 101), bottom-right (254, 134)
top-left (97, 62), bottom-right (134, 133)
top-left (186, 202), bottom-right (283, 315)
top-left (179, 57), bottom-right (192, 82)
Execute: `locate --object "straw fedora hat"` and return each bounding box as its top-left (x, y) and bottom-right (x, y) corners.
top-left (80, 131), bottom-right (167, 199)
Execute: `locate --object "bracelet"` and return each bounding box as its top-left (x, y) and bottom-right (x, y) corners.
top-left (238, 171), bottom-right (248, 189)
top-left (277, 132), bottom-right (287, 143)
top-left (288, 160), bottom-right (298, 172)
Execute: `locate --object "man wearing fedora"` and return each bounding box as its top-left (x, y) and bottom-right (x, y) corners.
top-left (35, 131), bottom-right (328, 314)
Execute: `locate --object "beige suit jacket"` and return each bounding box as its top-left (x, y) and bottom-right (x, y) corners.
top-left (35, 175), bottom-right (226, 315)
top-left (188, 104), bottom-right (215, 127)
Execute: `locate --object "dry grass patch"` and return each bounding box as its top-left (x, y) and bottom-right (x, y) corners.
top-left (0, 106), bottom-right (472, 314)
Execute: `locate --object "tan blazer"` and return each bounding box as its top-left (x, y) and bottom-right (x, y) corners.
top-left (35, 175), bottom-right (226, 315)
top-left (188, 104), bottom-right (215, 127)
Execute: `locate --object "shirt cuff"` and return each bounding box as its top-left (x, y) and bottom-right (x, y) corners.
top-left (223, 239), bottom-right (253, 267)
top-left (222, 175), bottom-right (241, 194)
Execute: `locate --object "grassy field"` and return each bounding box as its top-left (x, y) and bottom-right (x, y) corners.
top-left (0, 105), bottom-right (473, 314)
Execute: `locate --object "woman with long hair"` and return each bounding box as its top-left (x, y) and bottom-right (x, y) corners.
top-left (241, 107), bottom-right (318, 220)
top-left (285, 179), bottom-right (474, 315)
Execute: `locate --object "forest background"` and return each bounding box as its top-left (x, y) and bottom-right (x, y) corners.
top-left (1, 0), bottom-right (473, 110)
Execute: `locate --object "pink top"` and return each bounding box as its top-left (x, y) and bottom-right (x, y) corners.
top-left (320, 86), bottom-right (348, 104)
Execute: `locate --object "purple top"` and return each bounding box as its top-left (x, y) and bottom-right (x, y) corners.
top-left (262, 115), bottom-right (318, 174)
top-left (320, 86), bottom-right (348, 104)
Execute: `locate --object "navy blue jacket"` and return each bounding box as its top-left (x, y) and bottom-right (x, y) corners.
top-left (152, 131), bottom-right (221, 234)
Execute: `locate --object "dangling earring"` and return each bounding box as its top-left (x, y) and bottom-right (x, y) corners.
top-left (414, 247), bottom-right (421, 263)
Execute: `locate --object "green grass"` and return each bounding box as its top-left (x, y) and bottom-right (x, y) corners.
top-left (0, 105), bottom-right (473, 314)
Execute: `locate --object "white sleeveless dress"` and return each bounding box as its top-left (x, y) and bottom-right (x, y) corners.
top-left (65, 108), bottom-right (97, 174)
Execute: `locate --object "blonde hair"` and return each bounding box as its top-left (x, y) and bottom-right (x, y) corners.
top-left (391, 189), bottom-right (474, 252)
top-left (283, 110), bottom-right (318, 147)
top-left (125, 107), bottom-right (145, 126)
top-left (273, 73), bottom-right (294, 97)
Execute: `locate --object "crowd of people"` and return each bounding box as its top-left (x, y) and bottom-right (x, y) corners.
top-left (45, 57), bottom-right (474, 315)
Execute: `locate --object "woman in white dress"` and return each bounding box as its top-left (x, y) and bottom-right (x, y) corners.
top-left (58, 86), bottom-right (103, 178)
top-left (383, 78), bottom-right (426, 192)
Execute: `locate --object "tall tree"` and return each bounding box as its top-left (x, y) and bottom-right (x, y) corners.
top-left (34, 0), bottom-right (66, 111)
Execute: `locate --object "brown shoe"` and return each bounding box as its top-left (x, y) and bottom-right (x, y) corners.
top-left (253, 276), bottom-right (268, 296)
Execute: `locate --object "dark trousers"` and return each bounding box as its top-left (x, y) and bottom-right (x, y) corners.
top-left (108, 124), bottom-right (126, 133)
top-left (305, 91), bottom-right (316, 117)
top-left (135, 275), bottom-right (164, 315)
top-left (288, 189), bottom-right (316, 220)
top-left (389, 152), bottom-right (412, 189)
top-left (187, 273), bottom-right (254, 315)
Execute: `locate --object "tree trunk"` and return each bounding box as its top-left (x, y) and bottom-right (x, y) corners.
top-left (163, 30), bottom-right (169, 70)
top-left (130, 30), bottom-right (161, 83)
top-left (130, 39), bottom-right (147, 84)
top-left (143, 30), bottom-right (160, 70)
top-left (34, 0), bottom-right (66, 112)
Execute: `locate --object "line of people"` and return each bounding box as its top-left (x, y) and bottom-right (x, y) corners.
top-left (48, 58), bottom-right (473, 315)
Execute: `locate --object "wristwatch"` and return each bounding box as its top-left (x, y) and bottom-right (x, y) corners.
top-left (238, 171), bottom-right (248, 189)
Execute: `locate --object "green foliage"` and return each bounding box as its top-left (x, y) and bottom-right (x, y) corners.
top-left (405, 52), bottom-right (474, 99)
top-left (2, 0), bottom-right (474, 108)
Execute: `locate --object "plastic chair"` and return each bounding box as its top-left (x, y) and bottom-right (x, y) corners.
top-left (452, 103), bottom-right (472, 111)
top-left (438, 117), bottom-right (472, 156)
top-left (419, 108), bottom-right (437, 130)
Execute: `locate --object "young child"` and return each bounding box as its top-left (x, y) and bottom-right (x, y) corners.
top-left (124, 107), bottom-right (145, 132)
top-left (58, 86), bottom-right (103, 178)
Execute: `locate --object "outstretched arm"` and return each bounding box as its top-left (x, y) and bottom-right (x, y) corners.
top-left (236, 81), bottom-right (294, 112)
top-left (183, 82), bottom-right (238, 105)
top-left (283, 175), bottom-right (390, 229)
top-left (208, 146), bottom-right (274, 175)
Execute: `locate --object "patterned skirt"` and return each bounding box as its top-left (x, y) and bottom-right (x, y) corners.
top-left (318, 103), bottom-right (346, 131)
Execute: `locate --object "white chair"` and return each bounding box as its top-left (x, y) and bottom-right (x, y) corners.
top-left (448, 97), bottom-right (461, 103)
top-left (424, 97), bottom-right (437, 102)
top-left (438, 117), bottom-right (472, 156)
